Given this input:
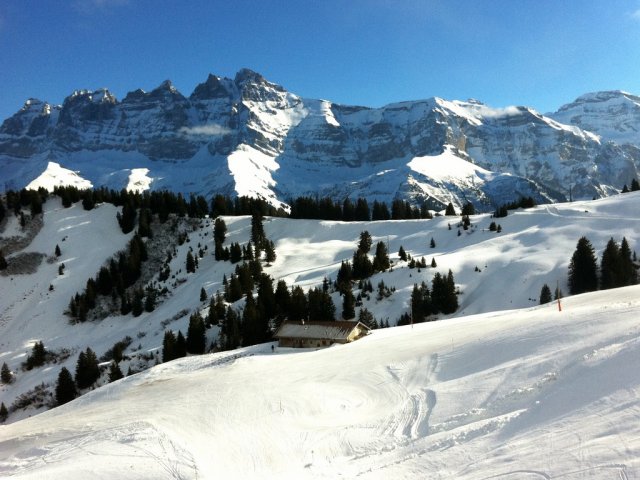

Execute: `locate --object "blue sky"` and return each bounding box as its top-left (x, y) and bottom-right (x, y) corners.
top-left (1, 0), bottom-right (640, 121)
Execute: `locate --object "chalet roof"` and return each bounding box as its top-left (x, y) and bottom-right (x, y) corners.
top-left (273, 321), bottom-right (369, 341)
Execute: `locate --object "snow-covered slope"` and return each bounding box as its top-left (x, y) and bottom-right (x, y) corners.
top-left (1, 284), bottom-right (639, 479)
top-left (551, 90), bottom-right (640, 146)
top-left (1, 70), bottom-right (639, 210)
top-left (1, 191), bottom-right (639, 426)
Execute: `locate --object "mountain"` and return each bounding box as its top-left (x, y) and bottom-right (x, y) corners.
top-left (1, 70), bottom-right (640, 210)
top-left (550, 90), bottom-right (640, 146)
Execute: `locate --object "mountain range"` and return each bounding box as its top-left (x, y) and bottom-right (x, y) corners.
top-left (1, 69), bottom-right (640, 210)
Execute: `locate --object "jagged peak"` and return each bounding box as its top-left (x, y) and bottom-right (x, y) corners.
top-left (234, 68), bottom-right (265, 85)
top-left (190, 73), bottom-right (232, 100)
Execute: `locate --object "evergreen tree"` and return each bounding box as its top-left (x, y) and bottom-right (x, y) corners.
top-left (251, 211), bottom-right (266, 250)
top-left (358, 308), bottom-right (377, 329)
top-left (222, 307), bottom-right (241, 350)
top-left (241, 292), bottom-right (269, 346)
top-left (358, 231), bottom-right (373, 254)
top-left (600, 237), bottom-right (622, 290)
top-left (131, 288), bottom-right (144, 317)
top-left (175, 331), bottom-right (187, 358)
top-left (568, 236), bottom-right (598, 295)
top-left (288, 286), bottom-right (308, 322)
top-left (55, 244), bottom-right (61, 257)
top-left (75, 347), bottom-right (100, 389)
top-left (186, 250), bottom-right (196, 273)
top-left (631, 178), bottom-right (640, 192)
top-left (372, 241), bottom-right (390, 272)
top-left (461, 202), bottom-right (475, 216)
top-left (186, 312), bottom-right (206, 354)
top-left (1, 362), bottom-right (12, 384)
top-left (621, 184), bottom-right (630, 193)
top-left (430, 237), bottom-right (436, 248)
top-left (352, 250), bottom-right (374, 279)
top-left (431, 257), bottom-right (437, 268)
top-left (445, 203), bottom-right (456, 216)
top-left (0, 402), bottom-right (7, 423)
top-left (55, 367), bottom-right (77, 406)
top-left (398, 246), bottom-right (407, 261)
top-left (539, 284), bottom-right (552, 304)
top-left (229, 242), bottom-right (242, 263)
top-left (26, 341), bottom-right (47, 370)
top-left (161, 330), bottom-right (176, 363)
top-left (214, 217), bottom-right (227, 244)
top-left (274, 280), bottom-right (291, 327)
top-left (619, 237), bottom-right (637, 286)
top-left (264, 240), bottom-right (277, 265)
top-left (108, 361), bottom-right (124, 383)
top-left (144, 288), bottom-right (156, 313)
top-left (0, 250), bottom-right (7, 271)
top-left (355, 198), bottom-right (370, 221)
top-left (342, 284), bottom-right (356, 320)
top-left (307, 287), bottom-right (336, 321)
top-left (200, 287), bottom-right (207, 302)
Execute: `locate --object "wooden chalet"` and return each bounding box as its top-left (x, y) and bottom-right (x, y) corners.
top-left (273, 320), bottom-right (370, 348)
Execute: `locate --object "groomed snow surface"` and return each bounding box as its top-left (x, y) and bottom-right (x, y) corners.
top-left (1, 192), bottom-right (640, 478)
top-left (1, 287), bottom-right (639, 479)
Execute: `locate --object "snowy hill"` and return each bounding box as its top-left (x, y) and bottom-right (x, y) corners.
top-left (1, 70), bottom-right (639, 210)
top-left (1, 188), bottom-right (639, 435)
top-left (1, 283), bottom-right (639, 478)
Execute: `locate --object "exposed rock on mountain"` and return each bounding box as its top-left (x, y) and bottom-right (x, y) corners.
top-left (1, 70), bottom-right (639, 210)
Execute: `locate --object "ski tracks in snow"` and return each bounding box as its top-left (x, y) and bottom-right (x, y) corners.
top-left (377, 353), bottom-right (438, 441)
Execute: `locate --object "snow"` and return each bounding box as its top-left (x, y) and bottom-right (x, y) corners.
top-left (25, 162), bottom-right (93, 192)
top-left (1, 192), bottom-right (640, 478)
top-left (125, 168), bottom-right (152, 193)
top-left (1, 286), bottom-right (639, 479)
top-left (407, 146), bottom-right (492, 184)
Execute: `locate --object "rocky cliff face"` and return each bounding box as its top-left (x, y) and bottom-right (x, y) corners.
top-left (1, 69), bottom-right (639, 211)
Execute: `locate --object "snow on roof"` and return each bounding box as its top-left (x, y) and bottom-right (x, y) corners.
top-left (274, 321), bottom-right (369, 341)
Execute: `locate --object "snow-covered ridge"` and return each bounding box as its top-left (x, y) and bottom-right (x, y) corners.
top-left (0, 70), bottom-right (639, 210)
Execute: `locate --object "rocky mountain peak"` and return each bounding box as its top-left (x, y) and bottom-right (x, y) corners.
top-left (190, 73), bottom-right (232, 101)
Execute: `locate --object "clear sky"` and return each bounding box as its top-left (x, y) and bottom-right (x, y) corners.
top-left (1, 0), bottom-right (640, 122)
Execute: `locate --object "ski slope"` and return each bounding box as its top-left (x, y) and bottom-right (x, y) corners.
top-left (1, 285), bottom-right (639, 479)
top-left (1, 192), bottom-right (640, 477)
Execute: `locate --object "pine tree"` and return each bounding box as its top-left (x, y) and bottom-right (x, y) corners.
top-left (162, 330), bottom-right (177, 362)
top-left (56, 367), bottom-right (77, 406)
top-left (600, 237), bottom-right (622, 290)
top-left (131, 288), bottom-right (144, 317)
top-left (144, 288), bottom-right (156, 313)
top-left (26, 341), bottom-right (47, 370)
top-left (358, 308), bottom-right (377, 329)
top-left (430, 237), bottom-right (436, 248)
top-left (55, 244), bottom-right (61, 257)
top-left (431, 257), bottom-right (437, 268)
top-left (352, 250), bottom-right (374, 279)
top-left (568, 236), bottom-right (598, 295)
top-left (539, 284), bottom-right (552, 304)
top-left (264, 240), bottom-right (277, 265)
top-left (358, 231), bottom-right (373, 254)
top-left (288, 286), bottom-right (308, 322)
top-left (308, 287), bottom-right (336, 321)
top-left (108, 361), bottom-right (124, 383)
top-left (186, 250), bottom-right (196, 273)
top-left (445, 203), bottom-right (456, 216)
top-left (1, 362), bottom-right (12, 384)
top-left (186, 312), bottom-right (206, 354)
top-left (631, 178), bottom-right (640, 192)
top-left (372, 241), bottom-right (390, 272)
top-left (619, 237), bottom-right (637, 286)
top-left (214, 217), bottom-right (227, 244)
top-left (75, 347), bottom-right (100, 389)
top-left (274, 280), bottom-right (291, 327)
top-left (200, 287), bottom-right (207, 302)
top-left (175, 331), bottom-right (187, 358)
top-left (0, 402), bottom-right (7, 422)
top-left (342, 285), bottom-right (356, 320)
top-left (0, 250), bottom-right (7, 271)
top-left (398, 246), bottom-right (407, 261)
